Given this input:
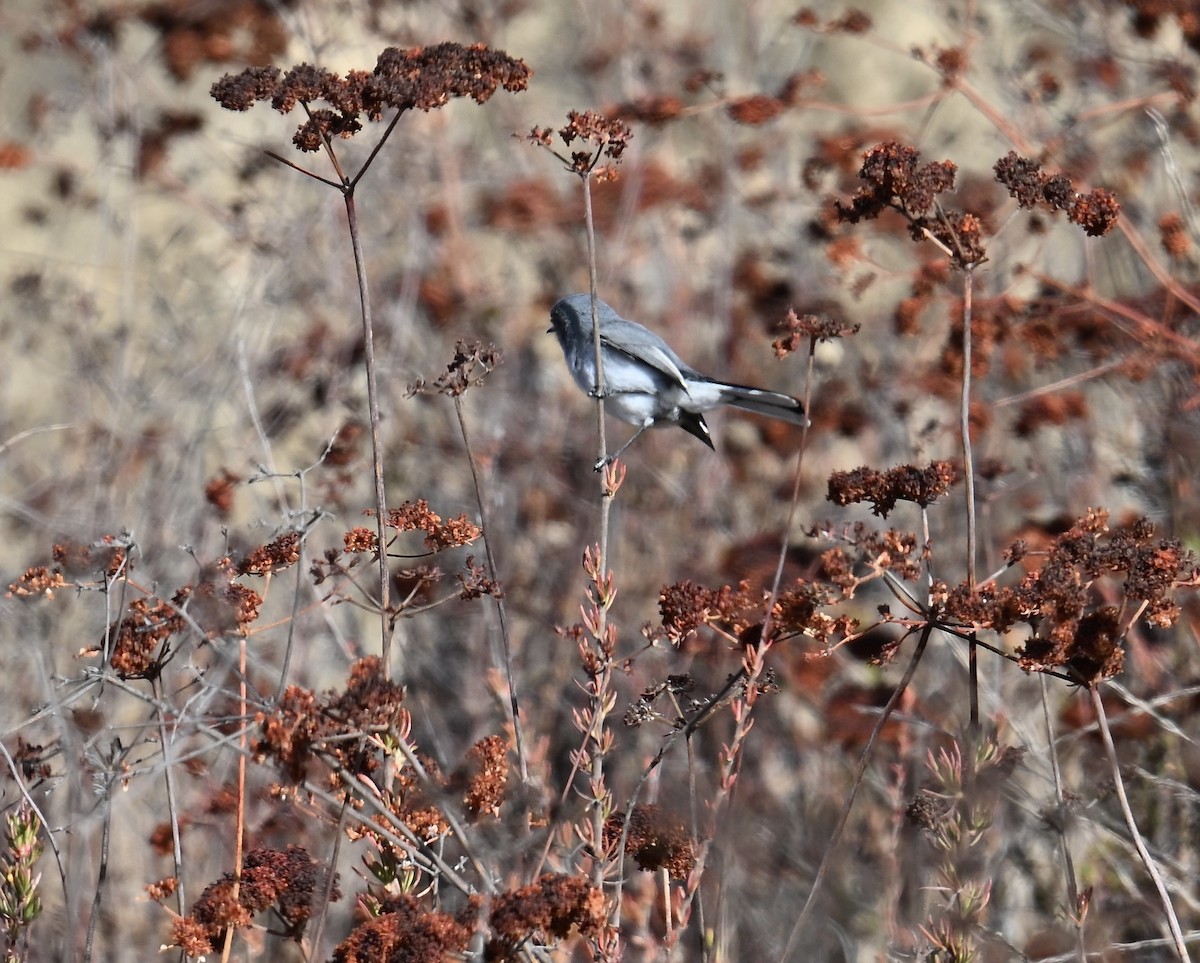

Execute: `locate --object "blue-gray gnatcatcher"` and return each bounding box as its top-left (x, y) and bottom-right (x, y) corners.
top-left (549, 294), bottom-right (809, 468)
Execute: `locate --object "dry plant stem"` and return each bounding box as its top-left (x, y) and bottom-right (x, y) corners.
top-left (273, 542), bottom-right (309, 703)
top-left (1040, 676), bottom-right (1086, 963)
top-left (959, 267), bottom-right (980, 734)
top-left (452, 396), bottom-right (528, 781)
top-left (82, 769), bottom-right (113, 963)
top-left (579, 169), bottom-right (616, 906)
top-left (1090, 685), bottom-right (1189, 960)
top-left (308, 793), bottom-right (350, 960)
top-left (780, 625), bottom-right (933, 962)
top-left (342, 189), bottom-right (394, 676)
top-left (151, 679), bottom-right (186, 913)
top-left (288, 100), bottom-right (397, 676)
top-left (218, 635), bottom-right (250, 963)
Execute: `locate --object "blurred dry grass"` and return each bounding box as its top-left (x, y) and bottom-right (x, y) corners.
top-left (2, 0), bottom-right (1199, 960)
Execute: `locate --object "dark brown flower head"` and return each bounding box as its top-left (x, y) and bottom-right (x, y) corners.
top-left (212, 43), bottom-right (530, 152)
top-left (108, 596), bottom-right (186, 680)
top-left (604, 805), bottom-right (696, 878)
top-left (488, 873), bottom-right (606, 955)
top-left (407, 340), bottom-right (502, 397)
top-left (526, 110), bottom-right (632, 178)
top-left (332, 894), bottom-right (471, 963)
top-left (827, 461), bottom-right (960, 517)
top-left (834, 142), bottom-right (985, 265)
top-left (171, 846), bottom-right (337, 954)
top-left (379, 499), bottom-right (482, 551)
top-left (238, 531), bottom-right (301, 576)
top-left (994, 151), bottom-right (1120, 236)
top-left (772, 308), bottom-right (860, 356)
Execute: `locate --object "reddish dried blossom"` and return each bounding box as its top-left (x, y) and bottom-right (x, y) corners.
top-left (818, 524), bottom-right (925, 591)
top-left (527, 110), bottom-right (632, 178)
top-left (381, 500), bottom-right (482, 551)
top-left (239, 531), bottom-right (301, 576)
top-left (344, 527), bottom-right (377, 554)
top-left (835, 142), bottom-right (985, 264)
top-left (172, 846), bottom-right (335, 955)
top-left (212, 43), bottom-right (530, 151)
top-left (604, 806), bottom-right (695, 878)
top-left (108, 596), bottom-right (186, 679)
top-left (333, 893), bottom-right (471, 963)
top-left (941, 512), bottom-right (1193, 684)
top-left (407, 340), bottom-right (502, 397)
top-left (994, 151), bottom-right (1120, 236)
top-left (7, 566), bottom-right (67, 599)
top-left (658, 579), bottom-right (758, 644)
top-left (827, 462), bottom-right (959, 517)
top-left (487, 874), bottom-right (606, 957)
top-left (772, 308), bottom-right (860, 356)
top-left (255, 657), bottom-right (407, 782)
top-left (455, 735), bottom-right (510, 818)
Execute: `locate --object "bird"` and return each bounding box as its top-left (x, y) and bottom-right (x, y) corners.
top-left (548, 293), bottom-right (808, 469)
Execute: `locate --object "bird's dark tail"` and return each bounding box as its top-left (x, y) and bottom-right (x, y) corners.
top-left (717, 383), bottom-right (809, 426)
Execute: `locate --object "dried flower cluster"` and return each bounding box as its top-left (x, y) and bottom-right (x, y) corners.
top-left (835, 142), bottom-right (986, 265)
top-left (332, 892), bottom-right (472, 962)
top-left (527, 111), bottom-right (632, 180)
top-left (604, 805), bottom-right (695, 878)
top-left (827, 461), bottom-right (960, 516)
top-left (238, 530), bottom-right (301, 576)
top-left (772, 308), bottom-right (860, 357)
top-left (657, 576), bottom-right (850, 651)
top-left (171, 846), bottom-right (335, 956)
top-left (993, 151), bottom-right (1121, 236)
top-left (256, 657), bottom-right (408, 783)
top-left (382, 500), bottom-right (482, 551)
top-left (407, 340), bottom-right (502, 397)
top-left (487, 873), bottom-right (606, 959)
top-left (939, 511), bottom-right (1194, 683)
top-left (211, 43), bottom-right (531, 151)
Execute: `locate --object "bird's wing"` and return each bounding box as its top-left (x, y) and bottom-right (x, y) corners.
top-left (599, 319), bottom-right (693, 389)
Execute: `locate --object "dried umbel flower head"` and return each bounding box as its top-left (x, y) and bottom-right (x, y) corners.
top-left (827, 461), bottom-right (960, 517)
top-left (527, 110), bottom-right (633, 179)
top-left (406, 340), bottom-right (502, 397)
top-left (772, 307), bottom-right (860, 357)
top-left (604, 805), bottom-right (696, 878)
top-left (170, 846), bottom-right (337, 955)
top-left (835, 141), bottom-right (987, 266)
top-left (993, 151), bottom-right (1121, 236)
top-left (211, 43), bottom-right (531, 152)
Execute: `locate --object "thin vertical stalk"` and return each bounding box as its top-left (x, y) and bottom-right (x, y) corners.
top-left (453, 396), bottom-right (528, 781)
top-left (580, 172), bottom-right (614, 899)
top-left (959, 268), bottom-right (980, 733)
top-left (1091, 686), bottom-right (1188, 960)
top-left (342, 190), bottom-right (394, 676)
